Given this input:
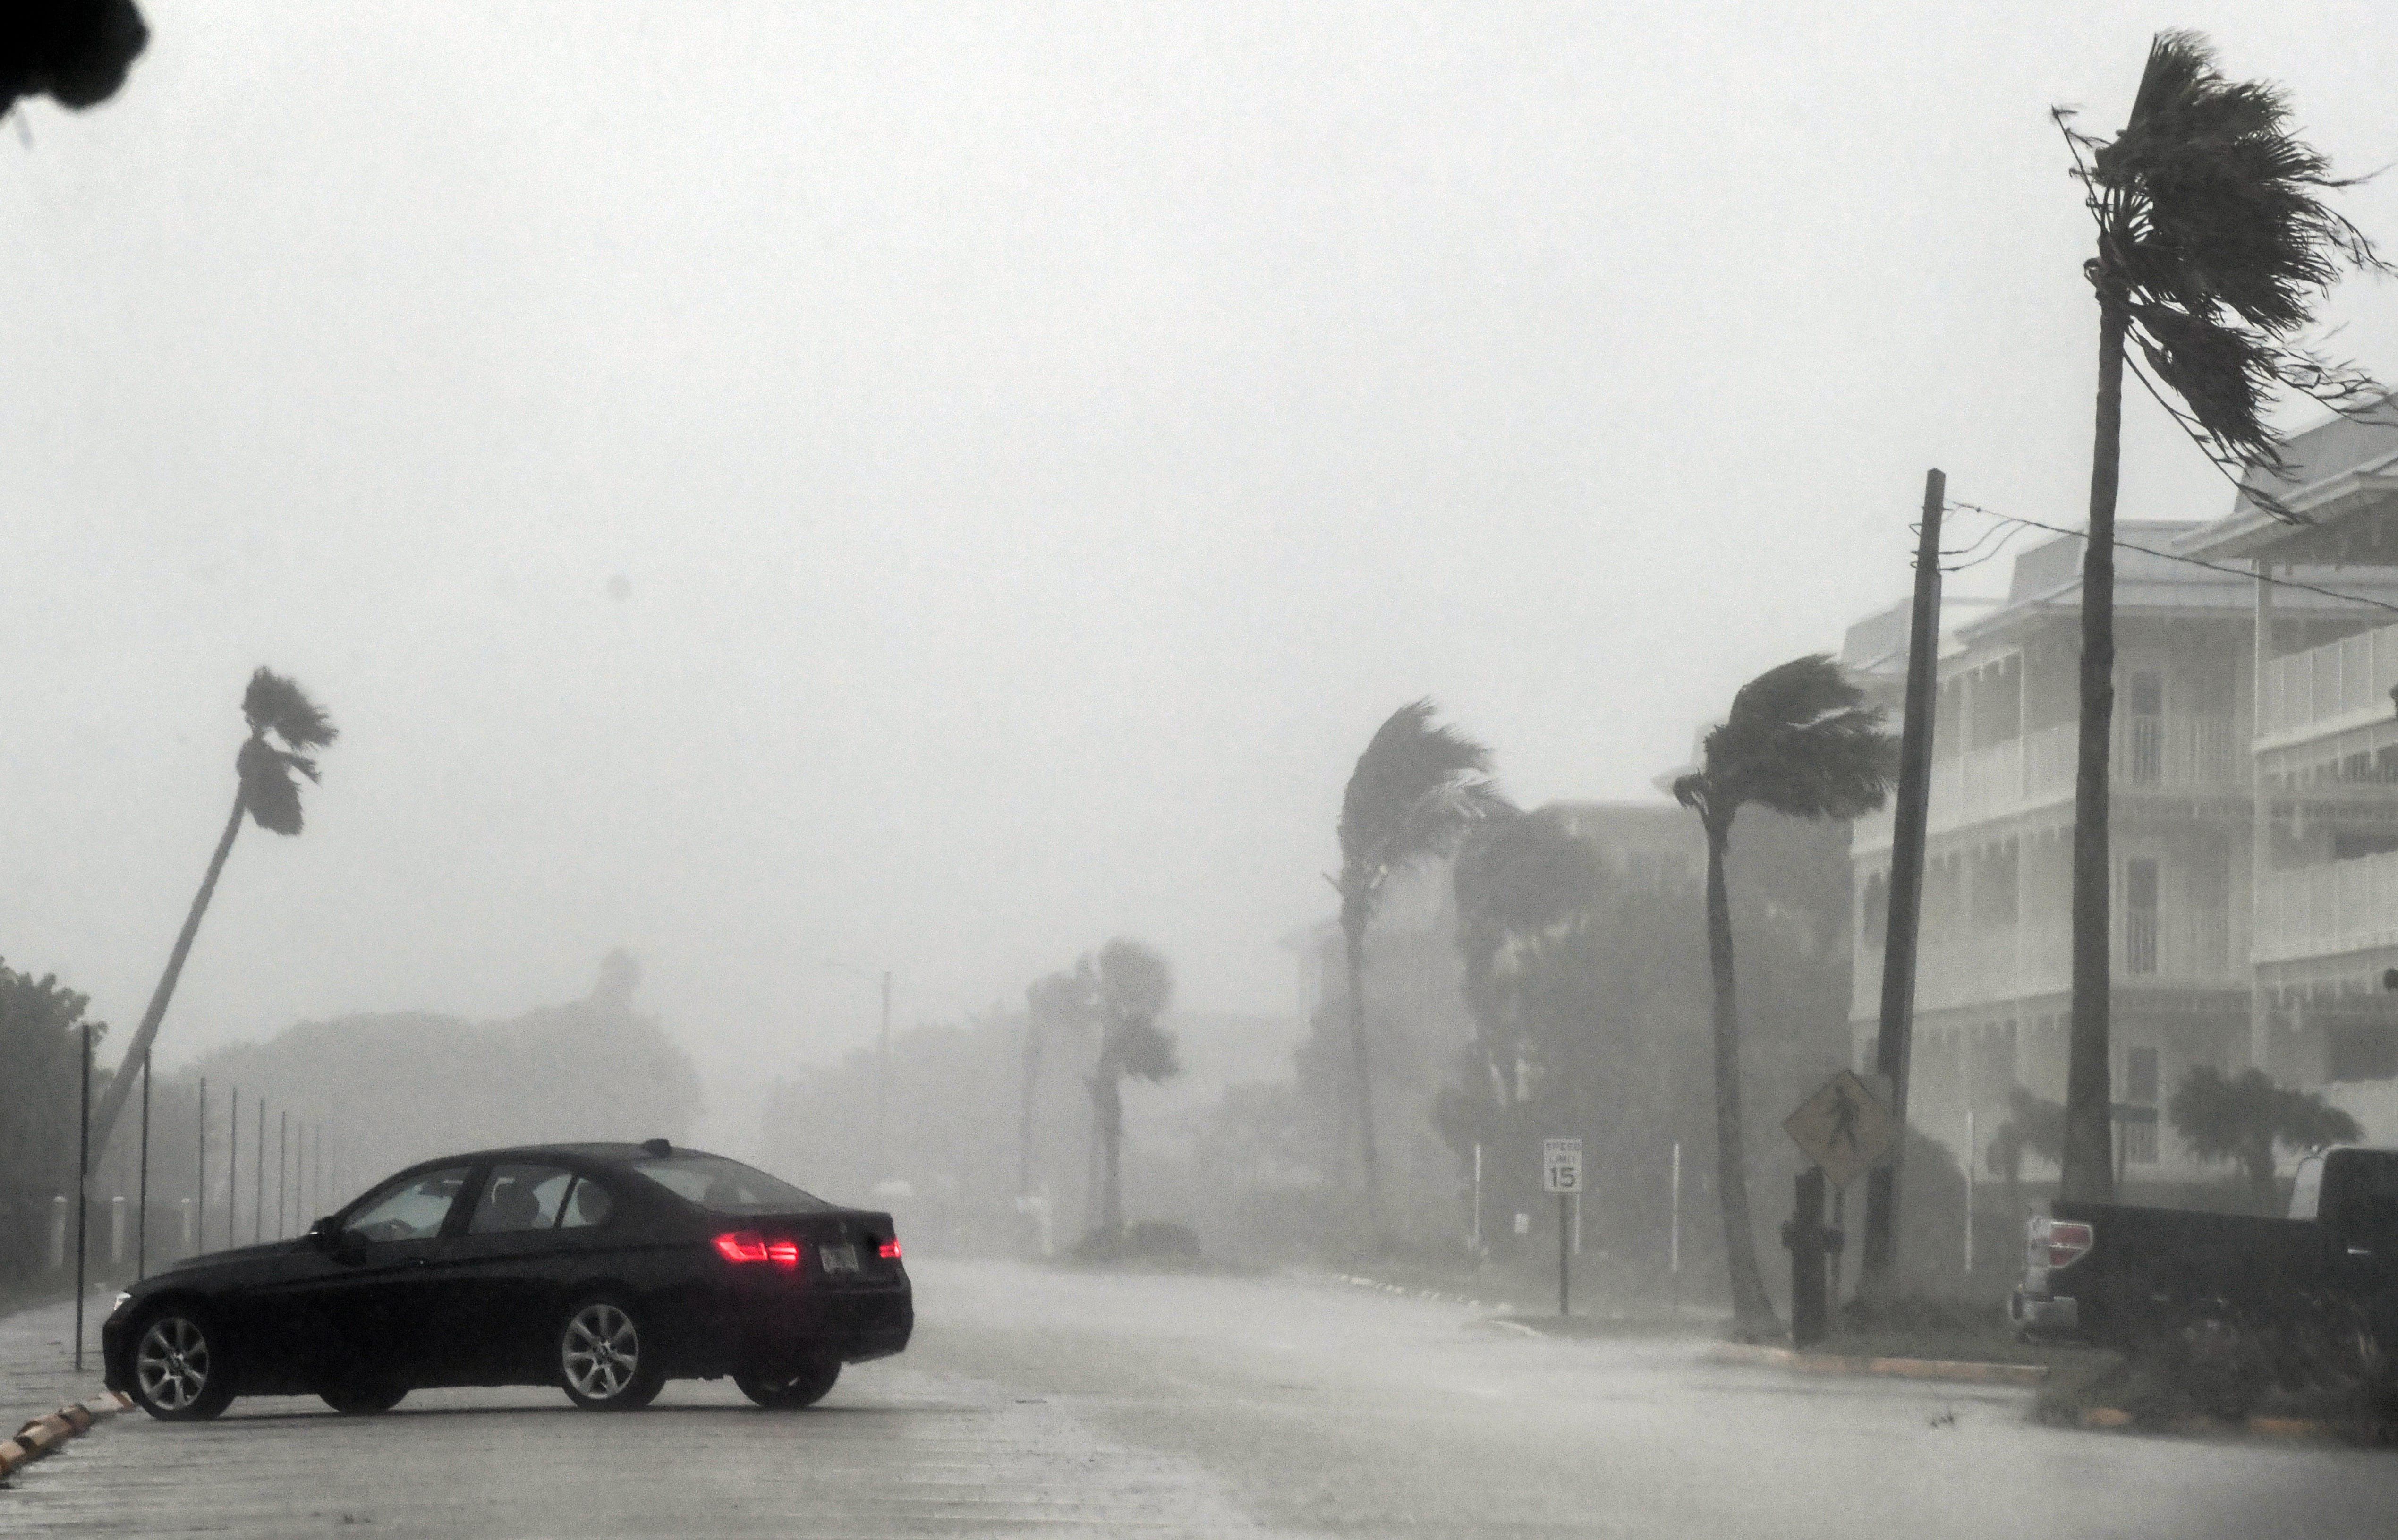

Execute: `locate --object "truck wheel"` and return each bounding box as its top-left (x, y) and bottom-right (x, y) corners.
top-left (2175, 1305), bottom-right (2260, 1421)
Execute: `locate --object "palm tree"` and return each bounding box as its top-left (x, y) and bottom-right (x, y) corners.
top-left (1087, 938), bottom-right (1177, 1239)
top-left (1021, 965), bottom-right (1096, 1198)
top-left (1985, 1087), bottom-right (2067, 1223)
top-left (2055, 30), bottom-right (2386, 1202)
top-left (89, 668), bottom-right (336, 1155)
top-left (1673, 655), bottom-right (1893, 1336)
top-left (2169, 1065), bottom-right (2361, 1211)
top-left (1334, 701), bottom-right (1508, 1236)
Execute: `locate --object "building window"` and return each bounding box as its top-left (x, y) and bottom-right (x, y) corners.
top-left (1971, 841), bottom-right (2019, 926)
top-left (2119, 1047), bottom-right (2160, 1164)
top-left (2126, 672), bottom-right (2163, 785)
top-left (2328, 1023), bottom-right (2398, 1083)
top-left (2125, 859), bottom-right (2159, 976)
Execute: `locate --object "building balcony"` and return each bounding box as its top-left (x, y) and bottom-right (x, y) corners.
top-left (2259, 621), bottom-right (2398, 747)
top-left (2257, 850), bottom-right (2398, 964)
top-left (1853, 716), bottom-right (2242, 851)
top-left (1854, 907), bottom-right (2234, 1019)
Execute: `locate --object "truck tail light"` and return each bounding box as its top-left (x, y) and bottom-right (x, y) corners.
top-left (878, 1237), bottom-right (902, 1260)
top-left (713, 1231), bottom-right (769, 1264)
top-left (2045, 1221), bottom-right (2093, 1269)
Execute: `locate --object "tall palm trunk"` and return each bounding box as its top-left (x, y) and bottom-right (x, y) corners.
top-left (2063, 295), bottom-right (2127, 1203)
top-left (1092, 1061), bottom-right (1124, 1234)
top-left (1341, 916), bottom-right (1384, 1237)
top-left (89, 783), bottom-right (247, 1156)
top-left (1018, 1022), bottom-right (1042, 1197)
top-left (1701, 818), bottom-right (1776, 1333)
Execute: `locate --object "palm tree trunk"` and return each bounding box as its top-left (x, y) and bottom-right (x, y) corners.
top-left (1095, 1066), bottom-right (1124, 1234)
top-left (1018, 1022), bottom-right (1042, 1197)
top-left (1342, 916), bottom-right (1384, 1241)
top-left (1703, 818), bottom-right (1777, 1334)
top-left (88, 785), bottom-right (247, 1158)
top-left (2245, 1141), bottom-right (2277, 1212)
top-left (2063, 295), bottom-right (2128, 1203)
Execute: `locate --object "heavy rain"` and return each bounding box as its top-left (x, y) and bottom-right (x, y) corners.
top-left (8, 4), bottom-right (2398, 1536)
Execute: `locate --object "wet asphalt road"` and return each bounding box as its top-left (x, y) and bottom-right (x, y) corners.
top-left (7, 1259), bottom-right (2398, 1538)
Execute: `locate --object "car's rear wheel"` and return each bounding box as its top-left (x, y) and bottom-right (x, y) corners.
top-left (558, 1296), bottom-right (663, 1410)
top-left (735, 1356), bottom-right (840, 1409)
top-left (130, 1308), bottom-right (235, 1422)
top-left (320, 1379), bottom-right (408, 1415)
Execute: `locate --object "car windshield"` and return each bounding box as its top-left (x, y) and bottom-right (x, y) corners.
top-left (630, 1154), bottom-right (830, 1214)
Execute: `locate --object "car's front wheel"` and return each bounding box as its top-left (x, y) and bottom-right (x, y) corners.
top-left (129, 1307), bottom-right (235, 1421)
top-left (557, 1296), bottom-right (663, 1410)
top-left (735, 1356), bottom-right (840, 1409)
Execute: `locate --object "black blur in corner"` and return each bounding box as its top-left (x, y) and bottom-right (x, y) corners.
top-left (1, 0), bottom-right (148, 116)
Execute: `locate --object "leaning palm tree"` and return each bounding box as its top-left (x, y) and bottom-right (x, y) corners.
top-left (88, 668), bottom-right (336, 1155)
top-left (1333, 701), bottom-right (1508, 1237)
top-left (2054, 31), bottom-right (2386, 1201)
top-left (1087, 938), bottom-right (1177, 1239)
top-left (1674, 655), bottom-right (1893, 1337)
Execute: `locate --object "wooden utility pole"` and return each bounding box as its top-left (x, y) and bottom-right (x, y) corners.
top-left (1860, 469), bottom-right (1946, 1300)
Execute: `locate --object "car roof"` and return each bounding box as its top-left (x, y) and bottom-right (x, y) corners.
top-left (386, 1142), bottom-right (729, 1173)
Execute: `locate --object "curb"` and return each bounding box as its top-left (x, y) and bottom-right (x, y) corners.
top-left (2077, 1405), bottom-right (2381, 1442)
top-left (0, 1392), bottom-right (133, 1483)
top-left (1707, 1342), bottom-right (2049, 1386)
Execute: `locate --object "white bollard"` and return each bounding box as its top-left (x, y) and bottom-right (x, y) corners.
top-left (48, 1195), bottom-right (68, 1271)
top-left (110, 1195), bottom-right (126, 1264)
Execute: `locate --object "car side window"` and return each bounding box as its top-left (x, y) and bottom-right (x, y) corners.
top-left (467, 1164), bottom-right (575, 1235)
top-left (559, 1176), bottom-right (616, 1230)
top-left (343, 1166), bottom-right (471, 1244)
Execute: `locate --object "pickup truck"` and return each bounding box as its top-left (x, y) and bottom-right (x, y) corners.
top-left (2010, 1145), bottom-right (2398, 1416)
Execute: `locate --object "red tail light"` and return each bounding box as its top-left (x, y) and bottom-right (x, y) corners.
top-left (767, 1239), bottom-right (800, 1268)
top-left (713, 1231), bottom-right (768, 1264)
top-left (2045, 1221), bottom-right (2093, 1269)
top-left (878, 1237), bottom-right (902, 1260)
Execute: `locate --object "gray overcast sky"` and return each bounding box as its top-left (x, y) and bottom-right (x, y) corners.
top-left (9, 2), bottom-right (2398, 1130)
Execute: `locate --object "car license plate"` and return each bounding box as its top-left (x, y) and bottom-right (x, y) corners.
top-left (820, 1243), bottom-right (859, 1274)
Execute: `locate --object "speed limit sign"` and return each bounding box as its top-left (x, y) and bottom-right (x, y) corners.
top-left (1543, 1138), bottom-right (1583, 1194)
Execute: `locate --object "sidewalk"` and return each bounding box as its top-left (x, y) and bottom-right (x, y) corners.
top-left (1, 1292), bottom-right (119, 1432)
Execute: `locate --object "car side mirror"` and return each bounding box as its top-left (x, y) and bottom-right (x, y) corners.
top-left (309, 1217), bottom-right (364, 1261)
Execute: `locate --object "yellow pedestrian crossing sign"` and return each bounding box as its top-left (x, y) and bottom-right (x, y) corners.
top-left (1783, 1071), bottom-right (1895, 1190)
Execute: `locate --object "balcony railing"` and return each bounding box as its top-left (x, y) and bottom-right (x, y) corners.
top-left (1854, 716), bottom-right (2240, 847)
top-left (1854, 906), bottom-right (2230, 1016)
top-left (2260, 621), bottom-right (2398, 743)
top-left (2257, 849), bottom-right (2398, 963)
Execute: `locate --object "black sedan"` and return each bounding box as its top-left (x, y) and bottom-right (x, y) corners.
top-left (102, 1140), bottom-right (911, 1420)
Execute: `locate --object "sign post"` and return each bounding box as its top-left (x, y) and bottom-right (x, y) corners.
top-left (1780, 1072), bottom-right (1895, 1344)
top-left (1542, 1138), bottom-right (1583, 1318)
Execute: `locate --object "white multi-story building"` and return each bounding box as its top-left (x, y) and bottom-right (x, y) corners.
top-left (1845, 468), bottom-right (2398, 1180)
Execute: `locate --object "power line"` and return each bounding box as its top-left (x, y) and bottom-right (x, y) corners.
top-left (1943, 500), bottom-right (2398, 618)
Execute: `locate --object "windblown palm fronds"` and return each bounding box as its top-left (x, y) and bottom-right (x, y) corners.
top-left (1675, 656), bottom-right (1893, 1337)
top-left (1333, 701), bottom-right (1510, 1240)
top-left (2062, 29), bottom-right (2389, 505)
